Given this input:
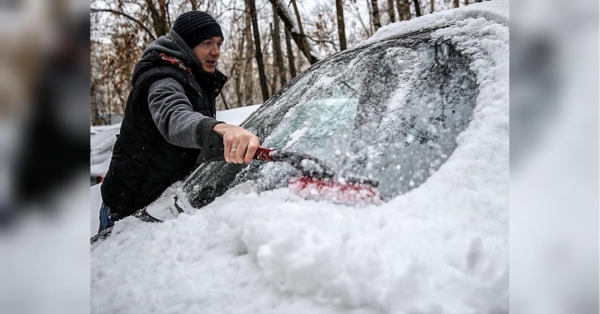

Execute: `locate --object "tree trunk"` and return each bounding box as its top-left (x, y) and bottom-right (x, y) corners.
top-left (269, 0), bottom-right (320, 64)
top-left (244, 8), bottom-right (254, 106)
top-left (367, 0), bottom-right (381, 31)
top-left (189, 0), bottom-right (197, 11)
top-left (387, 0), bottom-right (396, 23)
top-left (269, 23), bottom-right (278, 94)
top-left (475, 0), bottom-right (482, 2)
top-left (397, 0), bottom-right (411, 21)
top-left (219, 87), bottom-right (230, 110)
top-left (285, 27), bottom-right (297, 79)
top-left (235, 23), bottom-right (245, 108)
top-left (370, 0), bottom-right (381, 31)
top-left (336, 0), bottom-right (347, 50)
top-left (247, 0), bottom-right (270, 102)
top-left (296, 46), bottom-right (304, 75)
top-left (272, 7), bottom-right (287, 88)
top-left (453, 0), bottom-right (459, 8)
top-left (430, 0), bottom-right (434, 13)
top-left (145, 0), bottom-right (169, 37)
top-left (291, 0), bottom-right (314, 63)
top-left (91, 81), bottom-right (100, 125)
top-left (464, 0), bottom-right (469, 6)
top-left (412, 0), bottom-right (421, 17)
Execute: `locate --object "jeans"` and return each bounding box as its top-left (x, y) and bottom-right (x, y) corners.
top-left (98, 203), bottom-right (116, 233)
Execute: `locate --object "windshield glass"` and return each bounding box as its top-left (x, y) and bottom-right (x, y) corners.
top-left (184, 31), bottom-right (478, 207)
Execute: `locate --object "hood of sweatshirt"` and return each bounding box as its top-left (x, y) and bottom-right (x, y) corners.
top-left (131, 29), bottom-right (226, 88)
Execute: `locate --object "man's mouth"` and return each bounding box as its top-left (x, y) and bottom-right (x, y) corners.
top-left (205, 60), bottom-right (217, 67)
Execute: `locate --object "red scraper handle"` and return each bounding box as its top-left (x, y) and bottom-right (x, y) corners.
top-left (254, 147), bottom-right (276, 161)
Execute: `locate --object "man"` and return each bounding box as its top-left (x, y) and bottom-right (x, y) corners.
top-left (98, 11), bottom-right (260, 233)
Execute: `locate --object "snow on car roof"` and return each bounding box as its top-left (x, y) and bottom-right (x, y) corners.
top-left (361, 0), bottom-right (508, 47)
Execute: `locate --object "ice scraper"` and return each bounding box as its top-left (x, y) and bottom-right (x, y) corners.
top-left (199, 132), bottom-right (382, 206)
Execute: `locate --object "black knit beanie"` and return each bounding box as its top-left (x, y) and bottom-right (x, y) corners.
top-left (172, 11), bottom-right (223, 50)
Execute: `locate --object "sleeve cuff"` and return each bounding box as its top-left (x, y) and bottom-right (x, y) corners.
top-left (196, 119), bottom-right (225, 147)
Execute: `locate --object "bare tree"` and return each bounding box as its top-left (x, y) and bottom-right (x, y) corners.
top-left (90, 0), bottom-right (476, 125)
top-left (246, 0), bottom-right (269, 102)
top-left (348, 0), bottom-right (372, 37)
top-left (336, 0), bottom-right (347, 50)
top-left (284, 27), bottom-right (297, 79)
top-left (272, 5), bottom-right (287, 88)
top-left (90, 8), bottom-right (156, 40)
top-left (269, 24), bottom-right (277, 94)
top-left (189, 0), bottom-right (198, 11)
top-left (370, 0), bottom-right (382, 31)
top-left (290, 0), bottom-right (310, 59)
top-left (412, 0), bottom-right (421, 17)
top-left (269, 0), bottom-right (321, 64)
top-left (220, 87), bottom-right (231, 109)
top-left (387, 0), bottom-right (396, 23)
top-left (146, 0), bottom-right (170, 37)
top-left (312, 4), bottom-right (339, 53)
top-left (397, 0), bottom-right (411, 21)
top-left (244, 7), bottom-right (255, 105)
top-left (231, 13), bottom-right (246, 108)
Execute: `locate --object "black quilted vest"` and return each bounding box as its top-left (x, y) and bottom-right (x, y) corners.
top-left (101, 51), bottom-right (227, 217)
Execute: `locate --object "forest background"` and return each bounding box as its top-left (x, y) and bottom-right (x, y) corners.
top-left (90, 0), bottom-right (486, 125)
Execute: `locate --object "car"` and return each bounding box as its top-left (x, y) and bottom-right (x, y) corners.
top-left (92, 1), bottom-right (508, 312)
top-left (90, 123), bottom-right (121, 185)
top-left (160, 2), bottom-right (508, 218)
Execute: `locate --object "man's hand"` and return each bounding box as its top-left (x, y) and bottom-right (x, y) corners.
top-left (213, 124), bottom-right (260, 164)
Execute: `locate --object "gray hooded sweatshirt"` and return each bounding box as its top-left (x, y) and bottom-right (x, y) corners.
top-left (143, 29), bottom-right (225, 148)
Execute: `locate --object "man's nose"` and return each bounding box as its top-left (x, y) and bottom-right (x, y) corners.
top-left (210, 44), bottom-right (220, 56)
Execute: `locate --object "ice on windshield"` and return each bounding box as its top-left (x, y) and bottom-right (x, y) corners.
top-left (267, 98), bottom-right (358, 158)
top-left (185, 33), bottom-right (479, 205)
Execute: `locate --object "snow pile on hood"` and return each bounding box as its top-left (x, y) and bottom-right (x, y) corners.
top-left (91, 3), bottom-right (508, 313)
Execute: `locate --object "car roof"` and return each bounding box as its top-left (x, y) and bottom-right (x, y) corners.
top-left (360, 0), bottom-right (508, 48)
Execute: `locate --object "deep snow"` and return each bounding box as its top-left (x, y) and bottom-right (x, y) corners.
top-left (91, 1), bottom-right (509, 313)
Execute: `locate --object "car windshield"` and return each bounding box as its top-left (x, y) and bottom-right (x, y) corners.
top-left (184, 30), bottom-right (478, 208)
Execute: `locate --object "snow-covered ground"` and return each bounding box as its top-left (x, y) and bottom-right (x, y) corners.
top-left (216, 104), bottom-right (261, 126)
top-left (91, 1), bottom-right (508, 313)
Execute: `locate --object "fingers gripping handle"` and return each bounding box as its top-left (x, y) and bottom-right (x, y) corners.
top-left (197, 131), bottom-right (275, 163)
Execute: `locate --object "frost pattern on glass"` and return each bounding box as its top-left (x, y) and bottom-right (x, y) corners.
top-left (184, 34), bottom-right (479, 206)
top-left (371, 43), bottom-right (478, 198)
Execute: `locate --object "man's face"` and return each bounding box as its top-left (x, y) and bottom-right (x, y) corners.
top-left (192, 37), bottom-right (223, 73)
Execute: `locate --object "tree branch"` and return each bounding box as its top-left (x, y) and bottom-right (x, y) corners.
top-left (268, 0), bottom-right (320, 64)
top-left (91, 8), bottom-right (157, 40)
